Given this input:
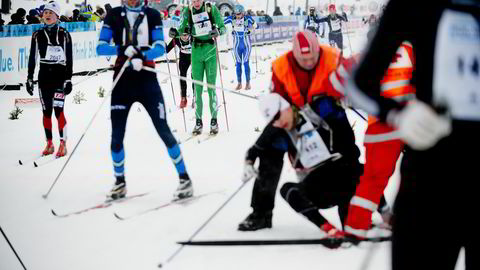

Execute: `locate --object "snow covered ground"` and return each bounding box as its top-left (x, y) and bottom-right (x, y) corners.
top-left (0, 36), bottom-right (465, 270)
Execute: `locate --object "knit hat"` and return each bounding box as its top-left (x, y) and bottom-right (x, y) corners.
top-left (44, 1), bottom-right (61, 17)
top-left (329, 4), bottom-right (336, 12)
top-left (258, 93), bottom-right (290, 123)
top-left (292, 30), bottom-right (320, 66)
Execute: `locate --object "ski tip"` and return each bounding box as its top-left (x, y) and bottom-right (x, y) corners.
top-left (51, 209), bottom-right (58, 216)
top-left (113, 213), bottom-right (124, 221)
top-left (34, 161), bottom-right (38, 167)
top-left (18, 160), bottom-right (23, 165)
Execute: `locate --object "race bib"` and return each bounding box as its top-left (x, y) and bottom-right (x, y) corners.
top-left (233, 19), bottom-right (245, 32)
top-left (331, 19), bottom-right (341, 31)
top-left (194, 20), bottom-right (212, 36)
top-left (296, 120), bottom-right (333, 169)
top-left (433, 10), bottom-right (480, 120)
top-left (45, 45), bottom-right (66, 63)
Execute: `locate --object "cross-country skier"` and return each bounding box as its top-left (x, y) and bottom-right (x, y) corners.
top-left (26, 1), bottom-right (72, 158)
top-left (345, 0), bottom-right (479, 268)
top-left (304, 7), bottom-right (325, 38)
top-left (174, 0), bottom-right (226, 135)
top-left (316, 4), bottom-right (348, 50)
top-left (166, 28), bottom-right (194, 108)
top-left (224, 4), bottom-right (258, 90)
top-left (96, 0), bottom-right (193, 201)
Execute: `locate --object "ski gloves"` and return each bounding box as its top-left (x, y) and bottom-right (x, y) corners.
top-left (241, 161), bottom-right (258, 182)
top-left (26, 79), bottom-right (72, 95)
top-left (64, 80), bottom-right (72, 95)
top-left (387, 101), bottom-right (452, 150)
top-left (26, 79), bottom-right (34, 96)
top-left (124, 45), bottom-right (144, 72)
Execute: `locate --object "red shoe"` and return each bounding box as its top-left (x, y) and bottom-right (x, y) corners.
top-left (56, 140), bottom-right (67, 158)
top-left (42, 140), bottom-right (54, 156)
top-left (179, 97), bottom-right (187, 108)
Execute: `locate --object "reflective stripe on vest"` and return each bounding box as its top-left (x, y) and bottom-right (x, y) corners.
top-left (364, 130), bottom-right (401, 143)
top-left (350, 195), bottom-right (378, 212)
top-left (271, 45), bottom-right (340, 108)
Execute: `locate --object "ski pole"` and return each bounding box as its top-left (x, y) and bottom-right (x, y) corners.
top-left (42, 59), bottom-right (131, 199)
top-left (214, 37), bottom-right (230, 132)
top-left (171, 39), bottom-right (187, 132)
top-left (252, 30), bottom-right (259, 74)
top-left (142, 66), bottom-right (258, 100)
top-left (165, 46), bottom-right (177, 107)
top-left (1, 225), bottom-right (28, 270)
top-left (158, 181), bottom-right (249, 268)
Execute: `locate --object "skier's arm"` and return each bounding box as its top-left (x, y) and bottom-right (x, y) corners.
top-left (64, 30), bottom-right (73, 81)
top-left (96, 12), bottom-right (119, 56)
top-left (27, 31), bottom-right (38, 80)
top-left (142, 10), bottom-right (165, 60)
top-left (166, 38), bottom-right (175, 53)
top-left (346, 0), bottom-right (408, 121)
top-left (316, 16), bottom-right (329, 23)
top-left (339, 12), bottom-right (348, 22)
top-left (212, 5), bottom-right (226, 35)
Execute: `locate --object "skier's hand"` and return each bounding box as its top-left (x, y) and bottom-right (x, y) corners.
top-left (169, 28), bottom-right (178, 38)
top-left (320, 33), bottom-right (325, 38)
top-left (124, 45), bottom-right (141, 58)
top-left (26, 79), bottom-right (34, 96)
top-left (387, 101), bottom-right (451, 150)
top-left (209, 28), bottom-right (220, 38)
top-left (130, 58), bottom-right (143, 72)
top-left (63, 80), bottom-right (72, 95)
top-left (241, 161), bottom-right (258, 182)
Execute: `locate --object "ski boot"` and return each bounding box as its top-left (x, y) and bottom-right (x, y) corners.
top-left (210, 118), bottom-right (218, 135)
top-left (107, 180), bottom-right (127, 201)
top-left (235, 82), bottom-right (242, 90)
top-left (192, 119), bottom-right (203, 135)
top-left (56, 140), bottom-right (67, 158)
top-left (179, 97), bottom-right (187, 109)
top-left (42, 140), bottom-right (54, 156)
top-left (173, 173), bottom-right (193, 201)
top-left (245, 82), bottom-right (251, 90)
top-left (238, 211), bottom-right (272, 231)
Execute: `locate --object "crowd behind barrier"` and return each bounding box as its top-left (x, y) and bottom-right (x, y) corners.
top-left (1, 15), bottom-right (369, 86)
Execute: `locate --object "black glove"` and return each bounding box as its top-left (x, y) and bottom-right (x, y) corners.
top-left (26, 79), bottom-right (34, 96)
top-left (64, 80), bottom-right (72, 95)
top-left (209, 28), bottom-right (219, 38)
top-left (169, 28), bottom-right (178, 38)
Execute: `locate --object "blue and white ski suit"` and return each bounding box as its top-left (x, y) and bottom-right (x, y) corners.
top-left (224, 15), bottom-right (257, 83)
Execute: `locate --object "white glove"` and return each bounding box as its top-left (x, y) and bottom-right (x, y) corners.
top-left (388, 101), bottom-right (452, 150)
top-left (242, 162), bottom-right (258, 182)
top-left (124, 45), bottom-right (140, 58)
top-left (130, 58), bottom-right (143, 72)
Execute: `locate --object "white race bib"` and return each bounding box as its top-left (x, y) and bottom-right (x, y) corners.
top-left (433, 10), bottom-right (480, 120)
top-left (296, 120), bottom-right (333, 169)
top-left (331, 19), bottom-right (341, 31)
top-left (45, 45), bottom-right (66, 63)
top-left (233, 19), bottom-right (245, 32)
top-left (192, 11), bottom-right (212, 36)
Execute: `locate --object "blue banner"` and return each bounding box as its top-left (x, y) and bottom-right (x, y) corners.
top-left (0, 22), bottom-right (96, 38)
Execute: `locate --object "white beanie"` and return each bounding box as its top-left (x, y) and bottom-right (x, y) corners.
top-left (44, 1), bottom-right (61, 17)
top-left (258, 93), bottom-right (290, 123)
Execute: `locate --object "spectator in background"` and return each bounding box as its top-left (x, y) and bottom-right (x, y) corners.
top-left (26, 9), bottom-right (41, 24)
top-left (94, 7), bottom-right (106, 21)
top-left (72, 9), bottom-right (87, 22)
top-left (9, 8), bottom-right (27, 25)
top-left (273, 6), bottom-right (283, 16)
top-left (104, 4), bottom-right (112, 15)
top-left (0, 13), bottom-right (4, 30)
top-left (295, 7), bottom-right (301, 16)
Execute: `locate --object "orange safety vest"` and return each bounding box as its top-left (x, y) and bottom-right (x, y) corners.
top-left (368, 42), bottom-right (416, 125)
top-left (271, 45), bottom-right (341, 108)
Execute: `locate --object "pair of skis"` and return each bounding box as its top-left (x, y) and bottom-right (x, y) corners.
top-left (18, 154), bottom-right (64, 167)
top-left (50, 190), bottom-right (222, 219)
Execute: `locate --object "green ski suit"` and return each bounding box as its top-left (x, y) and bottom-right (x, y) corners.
top-left (177, 3), bottom-right (226, 121)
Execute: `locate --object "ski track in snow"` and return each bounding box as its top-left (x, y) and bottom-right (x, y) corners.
top-left (0, 36), bottom-right (466, 270)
